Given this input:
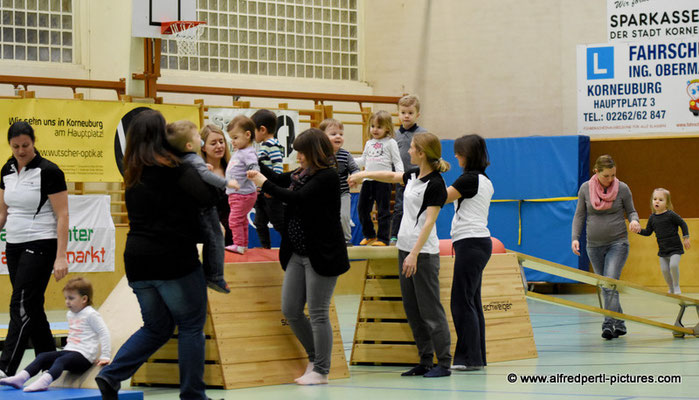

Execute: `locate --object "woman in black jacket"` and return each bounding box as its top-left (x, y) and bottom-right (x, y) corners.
top-left (96, 110), bottom-right (217, 400)
top-left (248, 128), bottom-right (349, 385)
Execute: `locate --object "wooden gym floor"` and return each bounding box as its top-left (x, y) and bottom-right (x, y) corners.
top-left (3, 293), bottom-right (699, 400)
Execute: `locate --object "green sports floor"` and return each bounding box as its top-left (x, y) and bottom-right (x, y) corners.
top-left (6, 293), bottom-right (699, 400)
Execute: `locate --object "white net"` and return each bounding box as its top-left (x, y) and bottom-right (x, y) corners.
top-left (170, 23), bottom-right (205, 57)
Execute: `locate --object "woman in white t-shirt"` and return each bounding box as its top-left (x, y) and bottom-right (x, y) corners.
top-left (444, 134), bottom-right (493, 372)
top-left (349, 132), bottom-right (452, 378)
top-left (0, 121), bottom-right (69, 379)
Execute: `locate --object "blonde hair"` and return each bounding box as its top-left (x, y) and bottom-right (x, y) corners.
top-left (165, 120), bottom-right (197, 152)
top-left (413, 132), bottom-right (450, 173)
top-left (398, 94), bottom-right (421, 112)
top-left (319, 118), bottom-right (344, 132)
top-left (368, 110), bottom-right (394, 139)
top-left (200, 124), bottom-right (230, 167)
top-left (63, 277), bottom-right (94, 306)
top-left (593, 154), bottom-right (616, 173)
top-left (226, 115), bottom-right (255, 144)
top-left (651, 188), bottom-right (673, 213)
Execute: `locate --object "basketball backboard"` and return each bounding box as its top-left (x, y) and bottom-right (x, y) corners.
top-left (132, 0), bottom-right (197, 38)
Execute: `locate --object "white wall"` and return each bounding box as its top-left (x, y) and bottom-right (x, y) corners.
top-left (364, 0), bottom-right (607, 139)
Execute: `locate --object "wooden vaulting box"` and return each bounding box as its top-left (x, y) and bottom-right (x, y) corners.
top-left (350, 252), bottom-right (537, 365)
top-left (131, 261), bottom-right (349, 389)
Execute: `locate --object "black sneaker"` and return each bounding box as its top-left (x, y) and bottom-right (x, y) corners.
top-left (601, 328), bottom-right (615, 340)
top-left (424, 365), bottom-right (451, 378)
top-left (207, 279), bottom-right (231, 294)
top-left (613, 328), bottom-right (627, 337)
top-left (401, 365), bottom-right (431, 376)
top-left (95, 376), bottom-right (119, 400)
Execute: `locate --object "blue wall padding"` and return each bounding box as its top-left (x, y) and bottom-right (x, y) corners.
top-left (439, 136), bottom-right (590, 283)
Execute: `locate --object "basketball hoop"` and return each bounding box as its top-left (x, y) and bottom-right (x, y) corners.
top-left (161, 21), bottom-right (206, 56)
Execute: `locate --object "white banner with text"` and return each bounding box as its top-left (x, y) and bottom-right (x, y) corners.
top-left (608, 0), bottom-right (699, 43)
top-left (577, 40), bottom-right (699, 134)
top-left (0, 195), bottom-right (115, 274)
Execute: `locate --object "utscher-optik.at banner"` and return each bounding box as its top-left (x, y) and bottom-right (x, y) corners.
top-left (577, 40), bottom-right (699, 134)
top-left (0, 195), bottom-right (115, 274)
top-left (0, 99), bottom-right (200, 182)
top-left (608, 0), bottom-right (699, 43)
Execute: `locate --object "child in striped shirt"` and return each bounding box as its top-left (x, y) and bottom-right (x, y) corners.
top-left (321, 118), bottom-right (359, 245)
top-left (251, 109), bottom-right (285, 249)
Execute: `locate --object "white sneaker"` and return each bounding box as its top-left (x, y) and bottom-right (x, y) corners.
top-left (450, 365), bottom-right (468, 371)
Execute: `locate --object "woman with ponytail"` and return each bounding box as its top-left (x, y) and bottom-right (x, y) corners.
top-left (571, 154), bottom-right (641, 340)
top-left (349, 132), bottom-right (452, 378)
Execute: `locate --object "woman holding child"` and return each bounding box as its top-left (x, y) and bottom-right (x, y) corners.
top-left (247, 128), bottom-right (349, 385)
top-left (95, 110), bottom-right (218, 400)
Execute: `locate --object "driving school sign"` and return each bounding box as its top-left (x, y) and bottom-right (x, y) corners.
top-left (608, 0), bottom-right (699, 43)
top-left (577, 40), bottom-right (699, 134)
top-left (0, 195), bottom-right (115, 274)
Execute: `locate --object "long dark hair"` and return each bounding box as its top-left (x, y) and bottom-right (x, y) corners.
top-left (454, 134), bottom-right (489, 172)
top-left (293, 128), bottom-right (336, 173)
top-left (123, 109), bottom-right (179, 188)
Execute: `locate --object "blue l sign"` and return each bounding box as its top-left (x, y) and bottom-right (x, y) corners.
top-left (587, 47), bottom-right (614, 80)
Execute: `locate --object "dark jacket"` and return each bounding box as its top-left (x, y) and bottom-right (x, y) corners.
top-left (124, 163), bottom-right (217, 282)
top-left (260, 165), bottom-right (349, 277)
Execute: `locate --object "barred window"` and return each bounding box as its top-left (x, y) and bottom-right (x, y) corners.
top-left (162, 0), bottom-right (359, 81)
top-left (0, 0), bottom-right (73, 63)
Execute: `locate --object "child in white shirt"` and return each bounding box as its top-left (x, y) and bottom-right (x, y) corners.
top-left (0, 277), bottom-right (110, 392)
top-left (355, 110), bottom-right (403, 246)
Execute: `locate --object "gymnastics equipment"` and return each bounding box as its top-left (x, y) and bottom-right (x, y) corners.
top-left (130, 259), bottom-right (349, 389)
top-left (518, 251), bottom-right (699, 337)
top-left (349, 247), bottom-right (537, 365)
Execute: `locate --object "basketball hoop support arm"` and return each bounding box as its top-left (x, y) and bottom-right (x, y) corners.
top-left (132, 38), bottom-right (161, 100)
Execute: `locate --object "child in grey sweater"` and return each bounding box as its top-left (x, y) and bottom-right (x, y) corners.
top-left (167, 120), bottom-right (239, 294)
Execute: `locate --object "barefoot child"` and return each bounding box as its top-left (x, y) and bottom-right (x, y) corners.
top-left (637, 188), bottom-right (691, 294)
top-left (0, 277), bottom-right (110, 392)
top-left (166, 120), bottom-right (238, 293)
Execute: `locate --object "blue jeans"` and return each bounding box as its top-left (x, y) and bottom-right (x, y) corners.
top-left (586, 241), bottom-right (628, 331)
top-left (97, 268), bottom-right (208, 400)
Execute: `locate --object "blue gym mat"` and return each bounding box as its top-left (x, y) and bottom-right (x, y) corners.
top-left (0, 386), bottom-right (142, 399)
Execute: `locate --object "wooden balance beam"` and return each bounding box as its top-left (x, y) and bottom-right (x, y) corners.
top-left (516, 251), bottom-right (699, 338)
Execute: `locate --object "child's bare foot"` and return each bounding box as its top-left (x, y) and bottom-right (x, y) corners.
top-left (296, 371), bottom-right (328, 385)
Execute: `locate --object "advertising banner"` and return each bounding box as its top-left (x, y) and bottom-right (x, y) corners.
top-left (608, 0), bottom-right (699, 43)
top-left (207, 108), bottom-right (300, 164)
top-left (0, 99), bottom-right (200, 182)
top-left (577, 40), bottom-right (699, 134)
top-left (0, 195), bottom-right (115, 274)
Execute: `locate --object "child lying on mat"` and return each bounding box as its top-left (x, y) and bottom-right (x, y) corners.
top-left (0, 277), bottom-right (110, 392)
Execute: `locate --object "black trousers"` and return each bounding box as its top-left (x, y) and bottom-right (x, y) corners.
top-left (390, 184), bottom-right (405, 239)
top-left (254, 193), bottom-right (285, 249)
top-left (216, 191), bottom-right (233, 246)
top-left (25, 350), bottom-right (92, 380)
top-left (357, 180), bottom-right (392, 244)
top-left (451, 237), bottom-right (492, 367)
top-left (0, 239), bottom-right (58, 376)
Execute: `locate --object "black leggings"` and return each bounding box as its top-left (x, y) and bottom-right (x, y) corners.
top-left (451, 237), bottom-right (492, 367)
top-left (25, 350), bottom-right (92, 380)
top-left (0, 239), bottom-right (57, 376)
top-left (357, 180), bottom-right (392, 243)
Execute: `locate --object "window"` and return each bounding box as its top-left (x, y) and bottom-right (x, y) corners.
top-left (0, 0), bottom-right (73, 63)
top-left (162, 0), bottom-right (359, 81)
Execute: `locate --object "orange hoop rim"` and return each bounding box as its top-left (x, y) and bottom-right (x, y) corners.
top-left (161, 20), bottom-right (206, 35)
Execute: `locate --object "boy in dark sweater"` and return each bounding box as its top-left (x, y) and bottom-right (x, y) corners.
top-left (391, 94), bottom-right (428, 245)
top-left (251, 109), bottom-right (285, 249)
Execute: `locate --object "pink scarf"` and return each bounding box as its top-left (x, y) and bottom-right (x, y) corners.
top-left (589, 174), bottom-right (619, 210)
